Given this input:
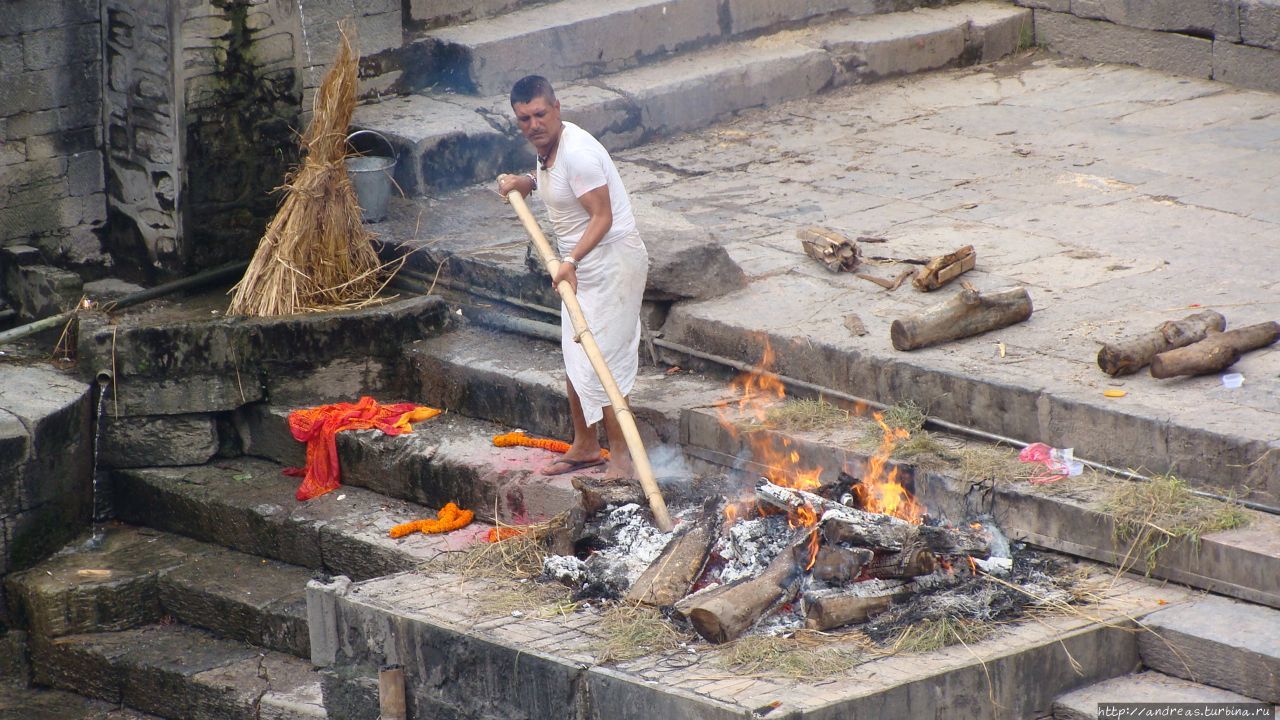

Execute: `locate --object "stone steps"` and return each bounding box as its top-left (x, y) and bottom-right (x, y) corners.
top-left (404, 0), bottom-right (928, 96)
top-left (1136, 594), bottom-right (1280, 704)
top-left (5, 525), bottom-right (310, 660)
top-left (1052, 671), bottom-right (1262, 719)
top-left (110, 457), bottom-right (492, 582)
top-left (354, 1), bottom-right (1032, 194)
top-left (30, 623), bottom-right (325, 720)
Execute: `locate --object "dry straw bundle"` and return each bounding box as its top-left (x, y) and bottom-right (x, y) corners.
top-left (228, 27), bottom-right (384, 316)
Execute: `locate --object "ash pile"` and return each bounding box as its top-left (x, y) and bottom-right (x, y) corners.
top-left (543, 473), bottom-right (1082, 646)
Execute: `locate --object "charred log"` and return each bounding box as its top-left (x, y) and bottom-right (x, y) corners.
top-left (810, 546), bottom-right (874, 584)
top-left (627, 499), bottom-right (721, 607)
top-left (756, 478), bottom-right (914, 551)
top-left (801, 581), bottom-right (909, 630)
top-left (864, 543), bottom-right (937, 580)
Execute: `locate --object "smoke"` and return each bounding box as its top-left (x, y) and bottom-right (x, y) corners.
top-left (647, 443), bottom-right (693, 482)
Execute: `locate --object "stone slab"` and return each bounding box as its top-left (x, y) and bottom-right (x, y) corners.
top-left (0, 683), bottom-right (161, 719)
top-left (422, 0), bottom-right (723, 94)
top-left (1136, 594), bottom-right (1280, 703)
top-left (158, 548), bottom-right (312, 660)
top-left (100, 412), bottom-right (220, 468)
top-left (1066, 0), bottom-right (1217, 34)
top-left (1053, 671), bottom-right (1261, 719)
top-left (682, 406), bottom-right (1280, 610)
top-left (726, 0), bottom-right (881, 36)
top-left (112, 458), bottom-right (491, 581)
top-left (815, 5), bottom-right (970, 82)
top-left (4, 526), bottom-right (212, 639)
top-left (30, 624), bottom-right (323, 720)
top-left (603, 42), bottom-right (836, 136)
top-left (1034, 10), bottom-right (1214, 78)
top-left (1213, 38), bottom-right (1280, 92)
top-left (319, 564), bottom-right (1185, 719)
top-left (1239, 0), bottom-right (1280, 50)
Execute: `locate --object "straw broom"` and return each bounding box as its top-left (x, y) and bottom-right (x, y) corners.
top-left (228, 26), bottom-right (382, 316)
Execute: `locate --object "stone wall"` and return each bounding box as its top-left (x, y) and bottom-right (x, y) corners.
top-left (0, 0), bottom-right (109, 319)
top-left (1019, 0), bottom-right (1280, 92)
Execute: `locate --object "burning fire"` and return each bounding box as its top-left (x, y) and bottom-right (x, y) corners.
top-left (720, 342), bottom-right (928, 529)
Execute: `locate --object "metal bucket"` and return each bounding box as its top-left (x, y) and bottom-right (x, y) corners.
top-left (344, 130), bottom-right (397, 223)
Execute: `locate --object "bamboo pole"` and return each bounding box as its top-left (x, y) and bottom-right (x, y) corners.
top-left (503, 187), bottom-right (674, 532)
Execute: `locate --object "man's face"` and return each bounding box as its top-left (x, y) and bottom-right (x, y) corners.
top-left (512, 95), bottom-right (562, 155)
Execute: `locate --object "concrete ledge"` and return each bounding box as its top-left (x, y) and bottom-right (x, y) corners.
top-left (318, 566), bottom-right (1179, 719)
top-left (0, 684), bottom-right (161, 719)
top-left (1136, 595), bottom-right (1280, 703)
top-left (1034, 9), bottom-right (1213, 78)
top-left (1213, 38), bottom-right (1280, 92)
top-left (681, 406), bottom-right (1280, 609)
top-left (100, 413), bottom-right (220, 468)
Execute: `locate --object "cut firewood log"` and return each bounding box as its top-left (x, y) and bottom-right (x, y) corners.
top-left (798, 227), bottom-right (860, 273)
top-left (913, 245), bottom-right (976, 292)
top-left (1150, 322), bottom-right (1280, 378)
top-left (916, 523), bottom-right (992, 559)
top-left (890, 285), bottom-right (1033, 351)
top-left (755, 478), bottom-right (913, 551)
top-left (802, 580), bottom-right (909, 630)
top-left (1097, 310), bottom-right (1226, 376)
top-left (855, 269), bottom-right (914, 291)
top-left (676, 529), bottom-right (813, 644)
top-left (864, 543), bottom-right (936, 579)
top-left (810, 546), bottom-right (874, 584)
top-left (572, 475), bottom-right (643, 515)
top-left (626, 500), bottom-right (721, 607)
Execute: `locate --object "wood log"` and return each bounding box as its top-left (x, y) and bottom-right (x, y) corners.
top-left (755, 478), bottom-right (914, 550)
top-left (810, 546), bottom-right (874, 584)
top-left (864, 544), bottom-right (937, 579)
top-left (1096, 310), bottom-right (1226, 376)
top-left (1150, 322), bottom-right (1280, 378)
top-left (798, 227), bottom-right (860, 273)
top-left (913, 245), bottom-right (976, 292)
top-left (801, 580), bottom-right (909, 630)
top-left (676, 530), bottom-right (812, 644)
top-left (916, 523), bottom-right (992, 559)
top-left (855, 269), bottom-right (914, 291)
top-left (626, 500), bottom-right (721, 607)
top-left (890, 285), bottom-right (1033, 352)
top-left (379, 665), bottom-right (407, 720)
top-left (572, 475), bottom-right (643, 515)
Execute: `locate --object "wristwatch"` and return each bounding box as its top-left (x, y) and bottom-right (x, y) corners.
top-left (561, 256), bottom-right (578, 268)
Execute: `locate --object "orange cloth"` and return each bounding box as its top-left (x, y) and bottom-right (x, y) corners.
top-left (389, 502), bottom-right (473, 538)
top-left (286, 396), bottom-right (442, 501)
top-left (492, 430), bottom-right (610, 459)
top-left (486, 526), bottom-right (526, 543)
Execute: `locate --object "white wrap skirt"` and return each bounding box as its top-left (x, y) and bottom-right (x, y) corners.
top-left (559, 230), bottom-right (648, 427)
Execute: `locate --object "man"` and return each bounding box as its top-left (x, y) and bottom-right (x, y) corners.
top-left (497, 75), bottom-right (649, 480)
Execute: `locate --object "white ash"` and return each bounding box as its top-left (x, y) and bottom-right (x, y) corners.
top-left (974, 557), bottom-right (1013, 576)
top-left (573, 503), bottom-right (679, 595)
top-left (711, 515), bottom-right (791, 584)
top-left (543, 555), bottom-right (587, 585)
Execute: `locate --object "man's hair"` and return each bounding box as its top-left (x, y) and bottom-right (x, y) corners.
top-left (510, 75), bottom-right (557, 106)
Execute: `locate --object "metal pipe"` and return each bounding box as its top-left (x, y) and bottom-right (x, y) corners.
top-left (407, 275), bottom-right (1280, 515)
top-left (0, 261), bottom-right (249, 346)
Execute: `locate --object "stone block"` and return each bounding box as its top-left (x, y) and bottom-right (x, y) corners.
top-left (306, 575), bottom-right (351, 667)
top-left (0, 37), bottom-right (22, 75)
top-left (1239, 0), bottom-right (1280, 49)
top-left (407, 0), bottom-right (524, 28)
top-left (249, 31), bottom-right (295, 69)
top-left (1, 262), bottom-right (83, 320)
top-left (632, 200), bottom-right (747, 301)
top-left (1014, 0), bottom-right (1070, 10)
top-left (21, 22), bottom-right (102, 71)
top-left (0, 630), bottom-right (30, 684)
top-left (1035, 10), bottom-right (1214, 78)
top-left (0, 139), bottom-right (24, 166)
top-left (1054, 671), bottom-right (1261, 718)
top-left (553, 84), bottom-right (643, 152)
top-left (233, 403), bottom-right (304, 467)
top-left (100, 413), bottom-right (220, 468)
top-left (1214, 38), bottom-right (1280, 91)
top-left (82, 277), bottom-right (145, 301)
top-left (67, 150), bottom-right (105, 197)
top-left (966, 4), bottom-right (1035, 62)
top-left (1070, 0), bottom-right (1216, 33)
top-left (103, 374), bottom-right (264, 417)
top-left (822, 10), bottom-right (968, 82)
top-left (5, 109), bottom-right (61, 139)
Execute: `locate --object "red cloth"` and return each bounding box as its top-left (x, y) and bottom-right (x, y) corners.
top-left (285, 396), bottom-right (441, 500)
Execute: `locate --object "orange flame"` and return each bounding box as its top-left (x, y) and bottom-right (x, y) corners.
top-left (854, 412), bottom-right (926, 524)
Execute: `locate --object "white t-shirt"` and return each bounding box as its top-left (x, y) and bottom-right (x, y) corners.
top-left (536, 121), bottom-right (637, 255)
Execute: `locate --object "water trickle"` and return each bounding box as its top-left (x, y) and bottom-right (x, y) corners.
top-left (296, 0), bottom-right (314, 67)
top-left (85, 380), bottom-right (110, 551)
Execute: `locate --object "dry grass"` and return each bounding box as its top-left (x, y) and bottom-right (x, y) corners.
top-left (716, 632), bottom-right (871, 679)
top-left (227, 27), bottom-right (386, 317)
top-left (955, 445), bottom-right (1029, 484)
top-left (1103, 473), bottom-right (1250, 574)
top-left (889, 615), bottom-right (997, 654)
top-left (754, 398), bottom-right (850, 432)
top-left (595, 602), bottom-right (691, 663)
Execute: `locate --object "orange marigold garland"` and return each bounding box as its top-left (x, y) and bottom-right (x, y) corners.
top-left (492, 431), bottom-right (610, 459)
top-left (486, 526), bottom-right (526, 543)
top-left (389, 502), bottom-right (474, 538)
